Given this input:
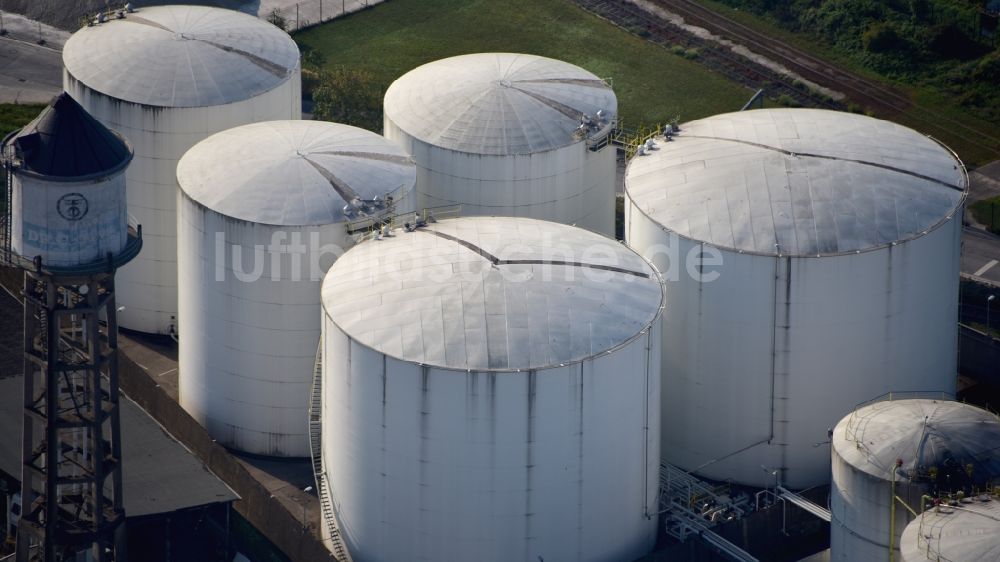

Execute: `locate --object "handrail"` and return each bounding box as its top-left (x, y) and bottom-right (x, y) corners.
top-left (309, 343), bottom-right (354, 562)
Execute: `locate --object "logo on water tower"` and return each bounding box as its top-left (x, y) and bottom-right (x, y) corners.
top-left (57, 193), bottom-right (88, 221)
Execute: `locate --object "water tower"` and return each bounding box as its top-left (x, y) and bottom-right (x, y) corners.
top-left (1, 93), bottom-right (141, 562)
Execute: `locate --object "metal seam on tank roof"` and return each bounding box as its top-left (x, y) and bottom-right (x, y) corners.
top-left (513, 78), bottom-right (610, 89)
top-left (115, 16), bottom-right (289, 78)
top-left (680, 134), bottom-right (966, 192)
top-left (419, 229), bottom-right (650, 278)
top-left (510, 86), bottom-right (588, 121)
top-left (307, 150), bottom-right (413, 166)
top-left (302, 157), bottom-right (361, 203)
top-left (196, 39), bottom-right (290, 78)
top-left (120, 15), bottom-right (174, 33)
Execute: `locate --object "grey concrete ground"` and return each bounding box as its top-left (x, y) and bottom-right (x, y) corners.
top-left (0, 12), bottom-right (66, 103)
top-left (962, 160), bottom-right (1000, 286)
top-left (1, 0), bottom-right (249, 31)
top-left (116, 330), bottom-right (324, 541)
top-left (963, 226), bottom-right (1000, 286)
top-left (1, 0), bottom-right (383, 32)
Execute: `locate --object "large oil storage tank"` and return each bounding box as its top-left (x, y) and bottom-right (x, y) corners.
top-left (900, 492), bottom-right (1000, 562)
top-left (383, 53), bottom-right (618, 236)
top-left (3, 93), bottom-right (133, 268)
top-left (624, 108), bottom-right (967, 489)
top-left (63, 5), bottom-right (302, 334)
top-left (177, 120), bottom-right (415, 457)
top-left (319, 216), bottom-right (663, 562)
top-left (831, 398), bottom-right (1000, 562)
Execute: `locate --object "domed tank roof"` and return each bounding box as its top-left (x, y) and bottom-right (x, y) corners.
top-left (832, 398), bottom-right (1000, 484)
top-left (900, 498), bottom-right (1000, 562)
top-left (625, 109), bottom-right (967, 257)
top-left (177, 120), bottom-right (416, 226)
top-left (321, 217), bottom-right (663, 371)
top-left (383, 53), bottom-right (617, 155)
top-left (63, 5), bottom-right (299, 108)
top-left (5, 93), bottom-right (131, 178)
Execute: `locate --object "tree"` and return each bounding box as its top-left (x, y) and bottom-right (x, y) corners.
top-left (311, 67), bottom-right (384, 132)
top-left (266, 8), bottom-right (288, 32)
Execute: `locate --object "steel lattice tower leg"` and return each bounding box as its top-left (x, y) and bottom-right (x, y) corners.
top-left (16, 269), bottom-right (126, 562)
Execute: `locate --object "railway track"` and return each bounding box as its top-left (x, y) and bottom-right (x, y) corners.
top-left (659, 0), bottom-right (1000, 156)
top-left (574, 0), bottom-right (840, 111)
top-left (574, 0), bottom-right (1000, 159)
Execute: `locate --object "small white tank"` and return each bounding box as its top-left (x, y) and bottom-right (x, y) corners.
top-left (830, 398), bottom-right (1000, 562)
top-left (177, 120), bottom-right (415, 457)
top-left (900, 495), bottom-right (1000, 562)
top-left (4, 93), bottom-right (132, 268)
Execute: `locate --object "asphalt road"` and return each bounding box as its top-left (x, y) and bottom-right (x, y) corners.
top-left (963, 226), bottom-right (1000, 286)
top-left (0, 36), bottom-right (61, 104)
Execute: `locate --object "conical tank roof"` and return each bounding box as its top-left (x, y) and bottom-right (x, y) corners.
top-left (384, 53), bottom-right (617, 155)
top-left (6, 92), bottom-right (131, 178)
top-left (833, 398), bottom-right (1000, 485)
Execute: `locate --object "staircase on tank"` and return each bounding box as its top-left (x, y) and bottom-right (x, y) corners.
top-left (309, 344), bottom-right (354, 562)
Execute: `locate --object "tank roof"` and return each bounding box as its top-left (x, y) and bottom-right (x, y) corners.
top-left (321, 217), bottom-right (663, 371)
top-left (625, 109), bottom-right (967, 257)
top-left (177, 120), bottom-right (415, 226)
top-left (63, 5), bottom-right (299, 108)
top-left (900, 497), bottom-right (1000, 562)
top-left (383, 53), bottom-right (617, 155)
top-left (5, 93), bottom-right (131, 178)
top-left (832, 398), bottom-right (1000, 484)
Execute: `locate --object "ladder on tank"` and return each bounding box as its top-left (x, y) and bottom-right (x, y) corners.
top-left (309, 344), bottom-right (354, 562)
top-left (2, 145), bottom-right (14, 264)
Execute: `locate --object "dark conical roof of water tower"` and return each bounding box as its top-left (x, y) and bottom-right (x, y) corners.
top-left (8, 92), bottom-right (131, 178)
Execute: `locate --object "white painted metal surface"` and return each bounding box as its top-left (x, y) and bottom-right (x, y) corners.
top-left (830, 398), bottom-right (1000, 562)
top-left (177, 120), bottom-right (415, 457)
top-left (63, 5), bottom-right (302, 334)
top-left (624, 108), bottom-right (967, 489)
top-left (900, 496), bottom-right (1000, 562)
top-left (383, 53), bottom-right (617, 236)
top-left (320, 217), bottom-right (663, 561)
top-left (5, 96), bottom-right (132, 268)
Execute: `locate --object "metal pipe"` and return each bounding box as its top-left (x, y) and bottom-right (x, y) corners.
top-left (889, 465), bottom-right (897, 562)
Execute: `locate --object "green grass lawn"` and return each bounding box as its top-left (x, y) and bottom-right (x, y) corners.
top-left (970, 197), bottom-right (1000, 235)
top-left (0, 103), bottom-right (44, 215)
top-left (0, 103), bottom-right (44, 139)
top-left (295, 0), bottom-right (752, 128)
top-left (693, 0), bottom-right (1000, 168)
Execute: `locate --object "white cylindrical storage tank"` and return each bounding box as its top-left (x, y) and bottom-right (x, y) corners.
top-left (900, 493), bottom-right (1000, 562)
top-left (4, 93), bottom-right (132, 268)
top-left (624, 108), bottom-right (967, 489)
top-left (383, 53), bottom-right (618, 236)
top-left (320, 217), bottom-right (663, 562)
top-left (177, 120), bottom-right (415, 457)
top-left (831, 398), bottom-right (1000, 562)
top-left (63, 5), bottom-right (302, 334)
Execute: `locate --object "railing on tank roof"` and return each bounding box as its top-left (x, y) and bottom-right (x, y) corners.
top-left (926, 135), bottom-right (970, 194)
top-left (347, 205), bottom-right (462, 241)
